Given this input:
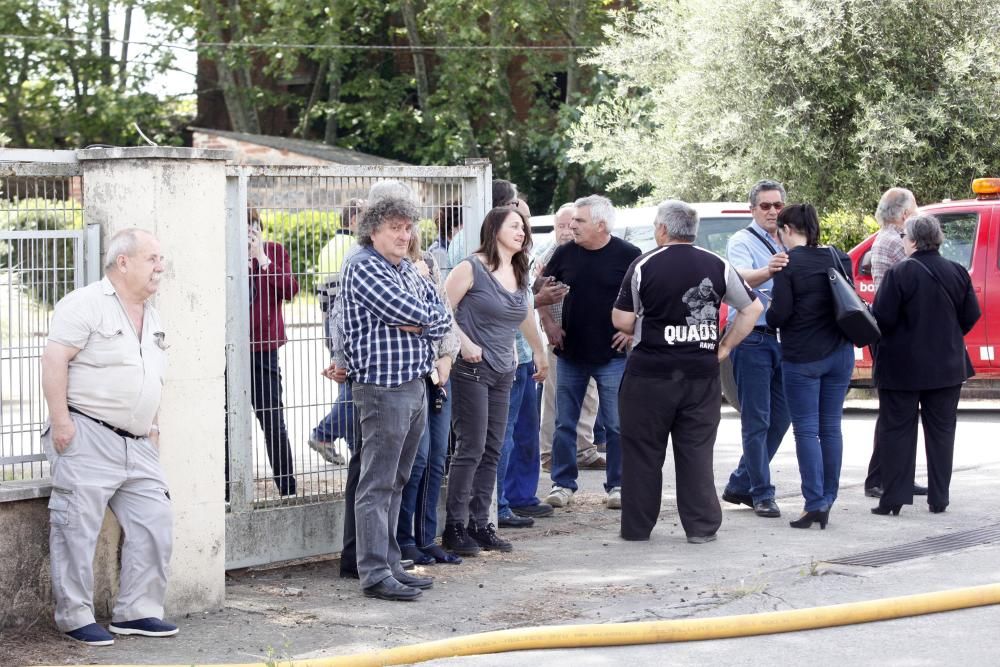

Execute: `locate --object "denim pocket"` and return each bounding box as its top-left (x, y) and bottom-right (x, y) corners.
top-left (452, 360), bottom-right (481, 382)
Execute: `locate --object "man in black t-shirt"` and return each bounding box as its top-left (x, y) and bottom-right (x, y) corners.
top-left (612, 200), bottom-right (762, 543)
top-left (539, 195), bottom-right (642, 510)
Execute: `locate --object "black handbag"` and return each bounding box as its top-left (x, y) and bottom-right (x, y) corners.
top-left (827, 247), bottom-right (880, 347)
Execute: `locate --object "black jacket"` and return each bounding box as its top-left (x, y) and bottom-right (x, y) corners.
top-left (872, 250), bottom-right (980, 390)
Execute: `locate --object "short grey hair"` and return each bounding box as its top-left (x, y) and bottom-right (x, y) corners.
top-left (574, 194), bottom-right (616, 230)
top-left (654, 200), bottom-right (699, 242)
top-left (904, 214), bottom-right (943, 252)
top-left (357, 197), bottom-right (420, 247)
top-left (875, 188), bottom-right (916, 228)
top-left (104, 228), bottom-right (147, 270)
top-left (368, 180), bottom-right (415, 206)
top-left (748, 179), bottom-right (786, 207)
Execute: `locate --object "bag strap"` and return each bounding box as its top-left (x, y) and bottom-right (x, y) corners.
top-left (906, 257), bottom-right (958, 314)
top-left (744, 225), bottom-right (779, 256)
top-left (827, 246), bottom-right (852, 284)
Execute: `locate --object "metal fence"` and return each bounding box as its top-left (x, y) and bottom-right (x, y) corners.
top-left (0, 164), bottom-right (97, 483)
top-left (223, 164), bottom-right (490, 566)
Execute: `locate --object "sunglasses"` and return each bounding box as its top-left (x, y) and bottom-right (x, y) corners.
top-left (898, 232), bottom-right (907, 239)
top-left (756, 202), bottom-right (785, 211)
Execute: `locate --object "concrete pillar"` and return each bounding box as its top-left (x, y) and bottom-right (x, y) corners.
top-left (77, 147), bottom-right (232, 615)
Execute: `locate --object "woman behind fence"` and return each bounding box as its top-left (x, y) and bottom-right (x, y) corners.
top-left (442, 206), bottom-right (548, 556)
top-left (870, 214), bottom-right (980, 516)
top-left (395, 232), bottom-right (463, 565)
top-left (764, 204), bottom-right (854, 530)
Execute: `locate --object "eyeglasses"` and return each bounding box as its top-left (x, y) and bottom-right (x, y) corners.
top-left (898, 232), bottom-right (907, 239)
top-left (756, 202), bottom-right (785, 211)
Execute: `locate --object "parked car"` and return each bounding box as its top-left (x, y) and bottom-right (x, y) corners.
top-left (847, 177), bottom-right (1000, 395)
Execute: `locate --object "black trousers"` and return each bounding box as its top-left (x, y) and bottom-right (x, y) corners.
top-left (864, 415), bottom-right (883, 489)
top-left (250, 350), bottom-right (297, 495)
top-left (339, 382), bottom-right (363, 573)
top-left (223, 350), bottom-right (296, 498)
top-left (620, 373), bottom-right (722, 540)
top-left (876, 385), bottom-right (961, 508)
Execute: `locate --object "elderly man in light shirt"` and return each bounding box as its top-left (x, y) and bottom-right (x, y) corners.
top-left (41, 228), bottom-right (177, 646)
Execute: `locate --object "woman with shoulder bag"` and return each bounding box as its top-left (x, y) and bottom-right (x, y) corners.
top-left (765, 204), bottom-right (854, 530)
top-left (870, 214), bottom-right (980, 516)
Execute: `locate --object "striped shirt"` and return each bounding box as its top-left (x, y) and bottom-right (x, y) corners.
top-left (340, 246), bottom-right (452, 387)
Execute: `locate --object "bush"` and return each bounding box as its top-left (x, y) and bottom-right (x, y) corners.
top-left (259, 209), bottom-right (344, 296)
top-left (819, 209), bottom-right (878, 252)
top-left (0, 198), bottom-right (84, 309)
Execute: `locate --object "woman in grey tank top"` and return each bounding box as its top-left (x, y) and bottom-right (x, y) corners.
top-left (441, 206), bottom-right (548, 556)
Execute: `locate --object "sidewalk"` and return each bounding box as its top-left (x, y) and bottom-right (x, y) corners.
top-left (9, 405), bottom-right (1000, 666)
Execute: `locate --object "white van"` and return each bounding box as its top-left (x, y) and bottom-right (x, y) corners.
top-left (530, 202), bottom-right (752, 260)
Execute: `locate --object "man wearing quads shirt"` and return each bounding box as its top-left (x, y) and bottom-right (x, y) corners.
top-left (613, 200), bottom-right (762, 543)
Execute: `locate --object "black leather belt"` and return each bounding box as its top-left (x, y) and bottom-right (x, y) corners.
top-left (68, 406), bottom-right (144, 439)
top-left (753, 325), bottom-right (779, 337)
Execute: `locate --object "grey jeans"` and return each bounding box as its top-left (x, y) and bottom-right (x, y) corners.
top-left (352, 378), bottom-right (426, 589)
top-left (445, 359), bottom-right (515, 527)
top-left (42, 413), bottom-right (173, 631)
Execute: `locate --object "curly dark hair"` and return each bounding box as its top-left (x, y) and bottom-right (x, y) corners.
top-left (357, 197), bottom-right (420, 246)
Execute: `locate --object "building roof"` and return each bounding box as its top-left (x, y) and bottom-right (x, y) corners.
top-left (188, 127), bottom-right (409, 166)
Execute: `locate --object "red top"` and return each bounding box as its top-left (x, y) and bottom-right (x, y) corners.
top-left (250, 241), bottom-right (299, 351)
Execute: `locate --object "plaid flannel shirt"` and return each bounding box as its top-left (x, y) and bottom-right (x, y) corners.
top-left (340, 246), bottom-right (452, 387)
top-left (871, 228), bottom-right (905, 291)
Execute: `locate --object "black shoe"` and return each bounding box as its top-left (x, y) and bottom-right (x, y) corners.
top-left (401, 545), bottom-right (435, 566)
top-left (511, 503), bottom-right (554, 518)
top-left (929, 504), bottom-right (948, 513)
top-left (421, 544), bottom-right (463, 565)
top-left (340, 562), bottom-right (359, 579)
top-left (498, 512), bottom-right (534, 528)
top-left (468, 521), bottom-right (513, 552)
top-left (871, 503), bottom-right (902, 516)
top-left (722, 489), bottom-right (753, 508)
top-left (865, 486), bottom-right (884, 498)
top-left (753, 499), bottom-right (781, 518)
top-left (913, 484), bottom-right (929, 496)
top-left (442, 522), bottom-right (481, 557)
top-left (363, 577), bottom-right (421, 601)
top-left (395, 571), bottom-right (434, 589)
top-left (789, 508), bottom-right (829, 530)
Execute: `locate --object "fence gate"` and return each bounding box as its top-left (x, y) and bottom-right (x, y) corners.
top-left (224, 162), bottom-right (491, 569)
top-left (0, 157), bottom-right (100, 487)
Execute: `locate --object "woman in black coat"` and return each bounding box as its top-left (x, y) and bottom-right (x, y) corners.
top-left (871, 214), bottom-right (981, 516)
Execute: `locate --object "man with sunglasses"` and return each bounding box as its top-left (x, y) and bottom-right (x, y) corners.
top-left (721, 179), bottom-right (792, 518)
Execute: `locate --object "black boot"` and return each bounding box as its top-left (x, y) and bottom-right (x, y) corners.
top-left (468, 521), bottom-right (513, 552)
top-left (442, 522), bottom-right (481, 557)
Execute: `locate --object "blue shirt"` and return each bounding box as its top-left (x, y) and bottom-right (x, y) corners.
top-left (725, 221), bottom-right (785, 326)
top-left (340, 246), bottom-right (452, 387)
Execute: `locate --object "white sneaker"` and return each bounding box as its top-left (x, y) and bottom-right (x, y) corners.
top-left (605, 487), bottom-right (622, 510)
top-left (545, 486), bottom-right (575, 508)
top-left (308, 438), bottom-right (346, 465)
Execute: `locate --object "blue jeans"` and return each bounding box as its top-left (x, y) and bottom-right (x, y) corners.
top-left (312, 382), bottom-right (355, 446)
top-left (726, 331), bottom-right (790, 503)
top-left (782, 344), bottom-right (854, 511)
top-left (551, 356), bottom-right (625, 492)
top-left (497, 363), bottom-right (532, 515)
top-left (593, 412), bottom-right (606, 446)
top-left (397, 380), bottom-right (452, 549)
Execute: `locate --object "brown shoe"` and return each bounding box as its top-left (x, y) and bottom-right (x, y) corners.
top-left (579, 454), bottom-right (607, 470)
top-left (540, 454), bottom-right (552, 473)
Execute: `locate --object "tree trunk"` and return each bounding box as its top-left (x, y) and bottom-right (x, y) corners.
top-left (100, 0), bottom-right (113, 86)
top-left (324, 62), bottom-right (342, 145)
top-left (117, 3), bottom-right (133, 92)
top-left (200, 0), bottom-right (260, 133)
top-left (401, 0), bottom-right (432, 120)
top-left (295, 60), bottom-right (328, 138)
top-left (564, 0), bottom-right (580, 104)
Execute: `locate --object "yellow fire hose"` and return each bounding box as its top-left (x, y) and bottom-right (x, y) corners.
top-left (90, 582), bottom-right (1000, 667)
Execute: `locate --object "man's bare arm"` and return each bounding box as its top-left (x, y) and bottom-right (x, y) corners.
top-left (41, 342), bottom-right (81, 452)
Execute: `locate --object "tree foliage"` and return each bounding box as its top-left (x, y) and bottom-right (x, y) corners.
top-left (154, 0), bottom-right (623, 211)
top-left (571, 0), bottom-right (1000, 212)
top-left (0, 1), bottom-right (191, 148)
